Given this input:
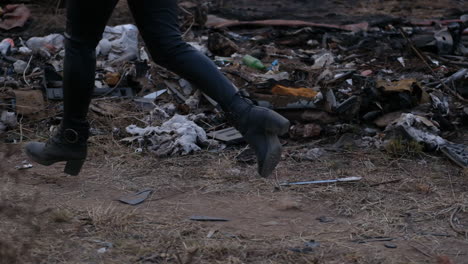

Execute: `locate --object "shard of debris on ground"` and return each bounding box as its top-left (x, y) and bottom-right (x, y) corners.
top-left (1, 1), bottom-right (468, 263)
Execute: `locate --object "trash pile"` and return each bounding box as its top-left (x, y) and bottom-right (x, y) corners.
top-left (1, 3), bottom-right (468, 168)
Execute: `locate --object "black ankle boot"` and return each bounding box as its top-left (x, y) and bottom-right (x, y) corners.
top-left (225, 92), bottom-right (290, 177)
top-left (25, 123), bottom-right (89, 176)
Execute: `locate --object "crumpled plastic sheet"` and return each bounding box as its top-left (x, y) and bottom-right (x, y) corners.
top-left (26, 34), bottom-right (65, 55)
top-left (144, 103), bottom-right (176, 123)
top-left (385, 113), bottom-right (446, 149)
top-left (126, 114), bottom-right (219, 157)
top-left (97, 24), bottom-right (139, 63)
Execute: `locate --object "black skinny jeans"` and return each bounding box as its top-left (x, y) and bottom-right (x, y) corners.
top-left (63, 0), bottom-right (237, 126)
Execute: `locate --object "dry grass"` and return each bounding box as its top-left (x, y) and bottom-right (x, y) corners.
top-left (0, 160), bottom-right (40, 264)
top-left (49, 208), bottom-right (73, 223)
top-left (85, 204), bottom-right (138, 234)
top-left (1, 137), bottom-right (468, 263)
top-left (385, 138), bottom-right (424, 157)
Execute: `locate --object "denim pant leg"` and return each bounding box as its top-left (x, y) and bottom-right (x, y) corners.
top-left (127, 0), bottom-right (238, 110)
top-left (63, 0), bottom-right (118, 126)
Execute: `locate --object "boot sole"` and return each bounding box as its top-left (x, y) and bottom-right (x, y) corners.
top-left (25, 147), bottom-right (85, 176)
top-left (25, 148), bottom-right (56, 166)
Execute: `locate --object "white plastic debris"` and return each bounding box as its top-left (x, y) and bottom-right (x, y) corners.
top-left (94, 80), bottom-right (105, 89)
top-left (307, 39), bottom-right (320, 47)
top-left (13, 60), bottom-right (28, 74)
top-left (26, 34), bottom-right (65, 53)
top-left (397, 57), bottom-right (405, 67)
top-left (145, 103), bottom-right (176, 122)
top-left (179, 78), bottom-right (194, 95)
top-left (185, 91), bottom-right (201, 110)
top-left (139, 47), bottom-right (150, 61)
top-left (18, 46), bottom-right (32, 55)
top-left (187, 42), bottom-right (209, 55)
top-left (96, 38), bottom-right (112, 56)
top-left (385, 113), bottom-right (446, 149)
top-left (311, 52), bottom-right (335, 69)
top-left (143, 89), bottom-right (167, 99)
top-left (15, 160), bottom-right (33, 170)
top-left (89, 239), bottom-right (113, 254)
top-left (101, 24), bottom-right (139, 63)
top-left (253, 72), bottom-right (290, 81)
top-left (126, 114), bottom-right (218, 156)
top-left (58, 49), bottom-right (65, 58)
top-left (1, 111), bottom-right (17, 128)
top-left (430, 92), bottom-right (450, 115)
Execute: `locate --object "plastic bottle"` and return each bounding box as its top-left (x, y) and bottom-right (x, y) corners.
top-left (242, 55), bottom-right (266, 70)
top-left (0, 38), bottom-right (14, 56)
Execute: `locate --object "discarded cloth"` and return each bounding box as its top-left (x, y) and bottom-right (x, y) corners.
top-left (125, 114), bottom-right (218, 157)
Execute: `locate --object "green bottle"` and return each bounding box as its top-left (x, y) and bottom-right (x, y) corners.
top-left (242, 55), bottom-right (266, 70)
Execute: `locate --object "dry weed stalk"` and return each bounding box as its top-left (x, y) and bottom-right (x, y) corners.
top-left (86, 204), bottom-right (137, 233)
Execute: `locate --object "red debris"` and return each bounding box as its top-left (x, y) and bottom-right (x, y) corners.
top-left (0, 4), bottom-right (31, 31)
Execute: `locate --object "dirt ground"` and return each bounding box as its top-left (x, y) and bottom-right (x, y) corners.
top-left (1, 1), bottom-right (468, 264)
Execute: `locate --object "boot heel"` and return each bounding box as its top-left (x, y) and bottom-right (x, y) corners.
top-left (265, 111), bottom-right (290, 135)
top-left (64, 159), bottom-right (85, 176)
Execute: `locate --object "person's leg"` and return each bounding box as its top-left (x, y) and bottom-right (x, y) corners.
top-left (62, 0), bottom-right (119, 128)
top-left (127, 0), bottom-right (290, 177)
top-left (128, 0), bottom-right (236, 108)
top-left (25, 0), bottom-right (118, 175)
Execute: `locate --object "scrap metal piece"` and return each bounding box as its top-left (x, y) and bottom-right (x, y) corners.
top-left (440, 68), bottom-right (468, 87)
top-left (164, 80), bottom-right (187, 102)
top-left (440, 142), bottom-right (468, 168)
top-left (384, 243), bottom-right (398, 249)
top-left (335, 96), bottom-right (359, 115)
top-left (434, 30), bottom-right (454, 55)
top-left (353, 237), bottom-right (394, 244)
top-left (280, 176), bottom-right (362, 186)
top-left (207, 127), bottom-right (244, 144)
top-left (288, 240), bottom-right (320, 253)
top-left (118, 189), bottom-right (153, 205)
top-left (189, 216), bottom-right (229, 222)
top-left (15, 163), bottom-right (32, 170)
top-left (316, 216), bottom-right (335, 223)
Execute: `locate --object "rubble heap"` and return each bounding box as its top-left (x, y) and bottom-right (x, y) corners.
top-left (1, 3), bottom-right (468, 169)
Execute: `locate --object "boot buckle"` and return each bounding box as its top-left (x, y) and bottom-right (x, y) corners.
top-left (63, 129), bottom-right (79, 144)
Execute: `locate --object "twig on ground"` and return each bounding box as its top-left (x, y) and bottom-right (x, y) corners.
top-left (450, 205), bottom-right (468, 237)
top-left (23, 55), bottom-right (33, 88)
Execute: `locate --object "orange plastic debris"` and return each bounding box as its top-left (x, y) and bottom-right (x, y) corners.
top-left (271, 84), bottom-right (318, 98)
